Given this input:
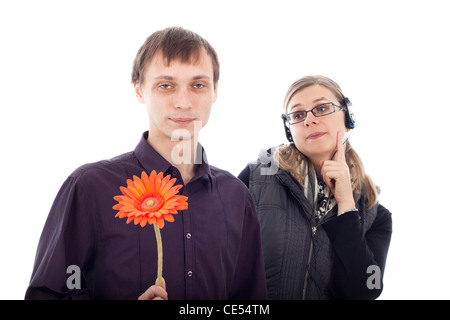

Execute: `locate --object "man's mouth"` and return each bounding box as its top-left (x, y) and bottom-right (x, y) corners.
top-left (170, 117), bottom-right (195, 125)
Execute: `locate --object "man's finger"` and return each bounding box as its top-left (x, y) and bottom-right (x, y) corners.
top-left (155, 277), bottom-right (166, 290)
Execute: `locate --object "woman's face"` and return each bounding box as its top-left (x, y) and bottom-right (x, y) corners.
top-left (286, 85), bottom-right (349, 161)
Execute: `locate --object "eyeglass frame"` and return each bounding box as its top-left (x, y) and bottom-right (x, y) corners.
top-left (284, 102), bottom-right (347, 125)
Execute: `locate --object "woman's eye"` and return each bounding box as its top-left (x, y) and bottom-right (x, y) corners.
top-left (317, 104), bottom-right (332, 113)
top-left (289, 112), bottom-right (305, 122)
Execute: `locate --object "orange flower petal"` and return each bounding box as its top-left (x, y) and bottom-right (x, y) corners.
top-left (116, 196), bottom-right (135, 208)
top-left (118, 211), bottom-right (129, 219)
top-left (133, 175), bottom-right (146, 195)
top-left (134, 216), bottom-right (142, 225)
top-left (120, 186), bottom-right (136, 200)
top-left (177, 202), bottom-right (188, 210)
top-left (154, 172), bottom-right (164, 193)
top-left (160, 177), bottom-right (177, 197)
top-left (162, 185), bottom-right (183, 201)
top-left (159, 175), bottom-right (172, 193)
top-left (156, 218), bottom-right (165, 229)
top-left (125, 180), bottom-right (142, 199)
top-left (140, 216), bottom-right (148, 227)
top-left (163, 196), bottom-right (184, 209)
top-left (159, 209), bottom-right (169, 215)
top-left (140, 171), bottom-right (152, 193)
top-left (164, 214), bottom-right (175, 222)
top-left (113, 195), bottom-right (125, 202)
top-left (126, 178), bottom-right (135, 190)
top-left (133, 211), bottom-right (145, 217)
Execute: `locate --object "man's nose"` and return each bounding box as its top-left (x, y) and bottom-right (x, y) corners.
top-left (174, 88), bottom-right (192, 109)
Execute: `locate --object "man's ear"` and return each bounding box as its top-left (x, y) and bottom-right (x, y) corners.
top-left (134, 82), bottom-right (144, 104)
top-left (212, 86), bottom-right (218, 104)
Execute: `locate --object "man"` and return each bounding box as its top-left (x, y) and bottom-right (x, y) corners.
top-left (25, 27), bottom-right (267, 300)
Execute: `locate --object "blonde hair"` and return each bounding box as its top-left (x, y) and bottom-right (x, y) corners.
top-left (275, 75), bottom-right (378, 210)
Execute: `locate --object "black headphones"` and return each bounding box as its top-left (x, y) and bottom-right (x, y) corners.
top-left (282, 97), bottom-right (355, 143)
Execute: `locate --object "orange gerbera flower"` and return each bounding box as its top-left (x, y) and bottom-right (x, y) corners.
top-left (113, 170), bottom-right (188, 229)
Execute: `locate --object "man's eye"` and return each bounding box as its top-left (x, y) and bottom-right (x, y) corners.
top-left (193, 83), bottom-right (205, 89)
top-left (159, 84), bottom-right (172, 89)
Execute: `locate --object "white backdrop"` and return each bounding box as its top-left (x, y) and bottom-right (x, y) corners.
top-left (1, 0), bottom-right (449, 300)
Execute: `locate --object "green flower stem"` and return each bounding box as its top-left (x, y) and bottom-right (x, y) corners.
top-left (153, 222), bottom-right (163, 287)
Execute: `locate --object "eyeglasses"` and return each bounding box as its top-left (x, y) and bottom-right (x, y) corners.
top-left (284, 102), bottom-right (346, 125)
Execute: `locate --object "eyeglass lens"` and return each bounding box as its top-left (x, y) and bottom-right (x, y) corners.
top-left (288, 103), bottom-right (336, 124)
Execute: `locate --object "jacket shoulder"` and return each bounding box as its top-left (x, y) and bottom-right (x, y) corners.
top-left (247, 147), bottom-right (283, 179)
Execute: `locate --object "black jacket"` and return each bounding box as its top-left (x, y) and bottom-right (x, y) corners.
top-left (239, 151), bottom-right (392, 299)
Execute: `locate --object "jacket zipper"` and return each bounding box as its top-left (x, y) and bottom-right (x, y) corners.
top-left (276, 175), bottom-right (315, 300)
top-left (276, 174), bottom-right (336, 300)
top-left (302, 214), bottom-right (336, 299)
top-left (302, 234), bottom-right (314, 299)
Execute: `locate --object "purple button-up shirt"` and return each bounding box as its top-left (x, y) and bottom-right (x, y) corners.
top-left (25, 132), bottom-right (267, 300)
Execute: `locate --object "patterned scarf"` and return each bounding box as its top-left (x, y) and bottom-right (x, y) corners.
top-left (299, 161), bottom-right (337, 222)
top-left (315, 181), bottom-right (335, 221)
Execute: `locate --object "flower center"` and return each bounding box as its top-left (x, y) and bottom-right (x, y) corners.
top-left (141, 196), bottom-right (162, 211)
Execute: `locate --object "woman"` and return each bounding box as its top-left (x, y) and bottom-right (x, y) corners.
top-left (239, 75), bottom-right (392, 299)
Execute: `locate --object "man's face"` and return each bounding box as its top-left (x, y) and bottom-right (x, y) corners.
top-left (135, 48), bottom-right (218, 141)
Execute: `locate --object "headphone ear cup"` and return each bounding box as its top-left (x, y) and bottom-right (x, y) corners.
top-left (343, 97), bottom-right (352, 108)
top-left (345, 110), bottom-right (356, 129)
top-left (343, 97), bottom-right (355, 129)
top-left (286, 127), bottom-right (294, 143)
top-left (281, 114), bottom-right (294, 142)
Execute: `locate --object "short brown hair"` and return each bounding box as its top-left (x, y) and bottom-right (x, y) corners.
top-left (131, 27), bottom-right (220, 88)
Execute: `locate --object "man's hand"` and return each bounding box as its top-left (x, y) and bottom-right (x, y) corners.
top-left (138, 277), bottom-right (168, 300)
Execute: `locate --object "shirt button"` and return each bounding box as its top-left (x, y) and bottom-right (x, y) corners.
top-left (187, 270), bottom-right (193, 277)
top-left (186, 233), bottom-right (191, 239)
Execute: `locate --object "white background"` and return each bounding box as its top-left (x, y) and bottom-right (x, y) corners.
top-left (1, 0), bottom-right (449, 300)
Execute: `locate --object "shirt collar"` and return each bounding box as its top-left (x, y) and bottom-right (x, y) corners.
top-left (134, 131), bottom-right (213, 189)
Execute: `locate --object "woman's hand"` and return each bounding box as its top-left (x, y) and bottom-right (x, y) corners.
top-left (320, 132), bottom-right (355, 215)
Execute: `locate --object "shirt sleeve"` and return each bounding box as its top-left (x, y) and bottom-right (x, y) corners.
top-left (25, 174), bottom-right (97, 300)
top-left (228, 192), bottom-right (267, 300)
top-left (237, 165), bottom-right (250, 188)
top-left (322, 204), bottom-right (392, 299)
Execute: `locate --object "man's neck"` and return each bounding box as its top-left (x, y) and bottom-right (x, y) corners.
top-left (147, 130), bottom-right (198, 184)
